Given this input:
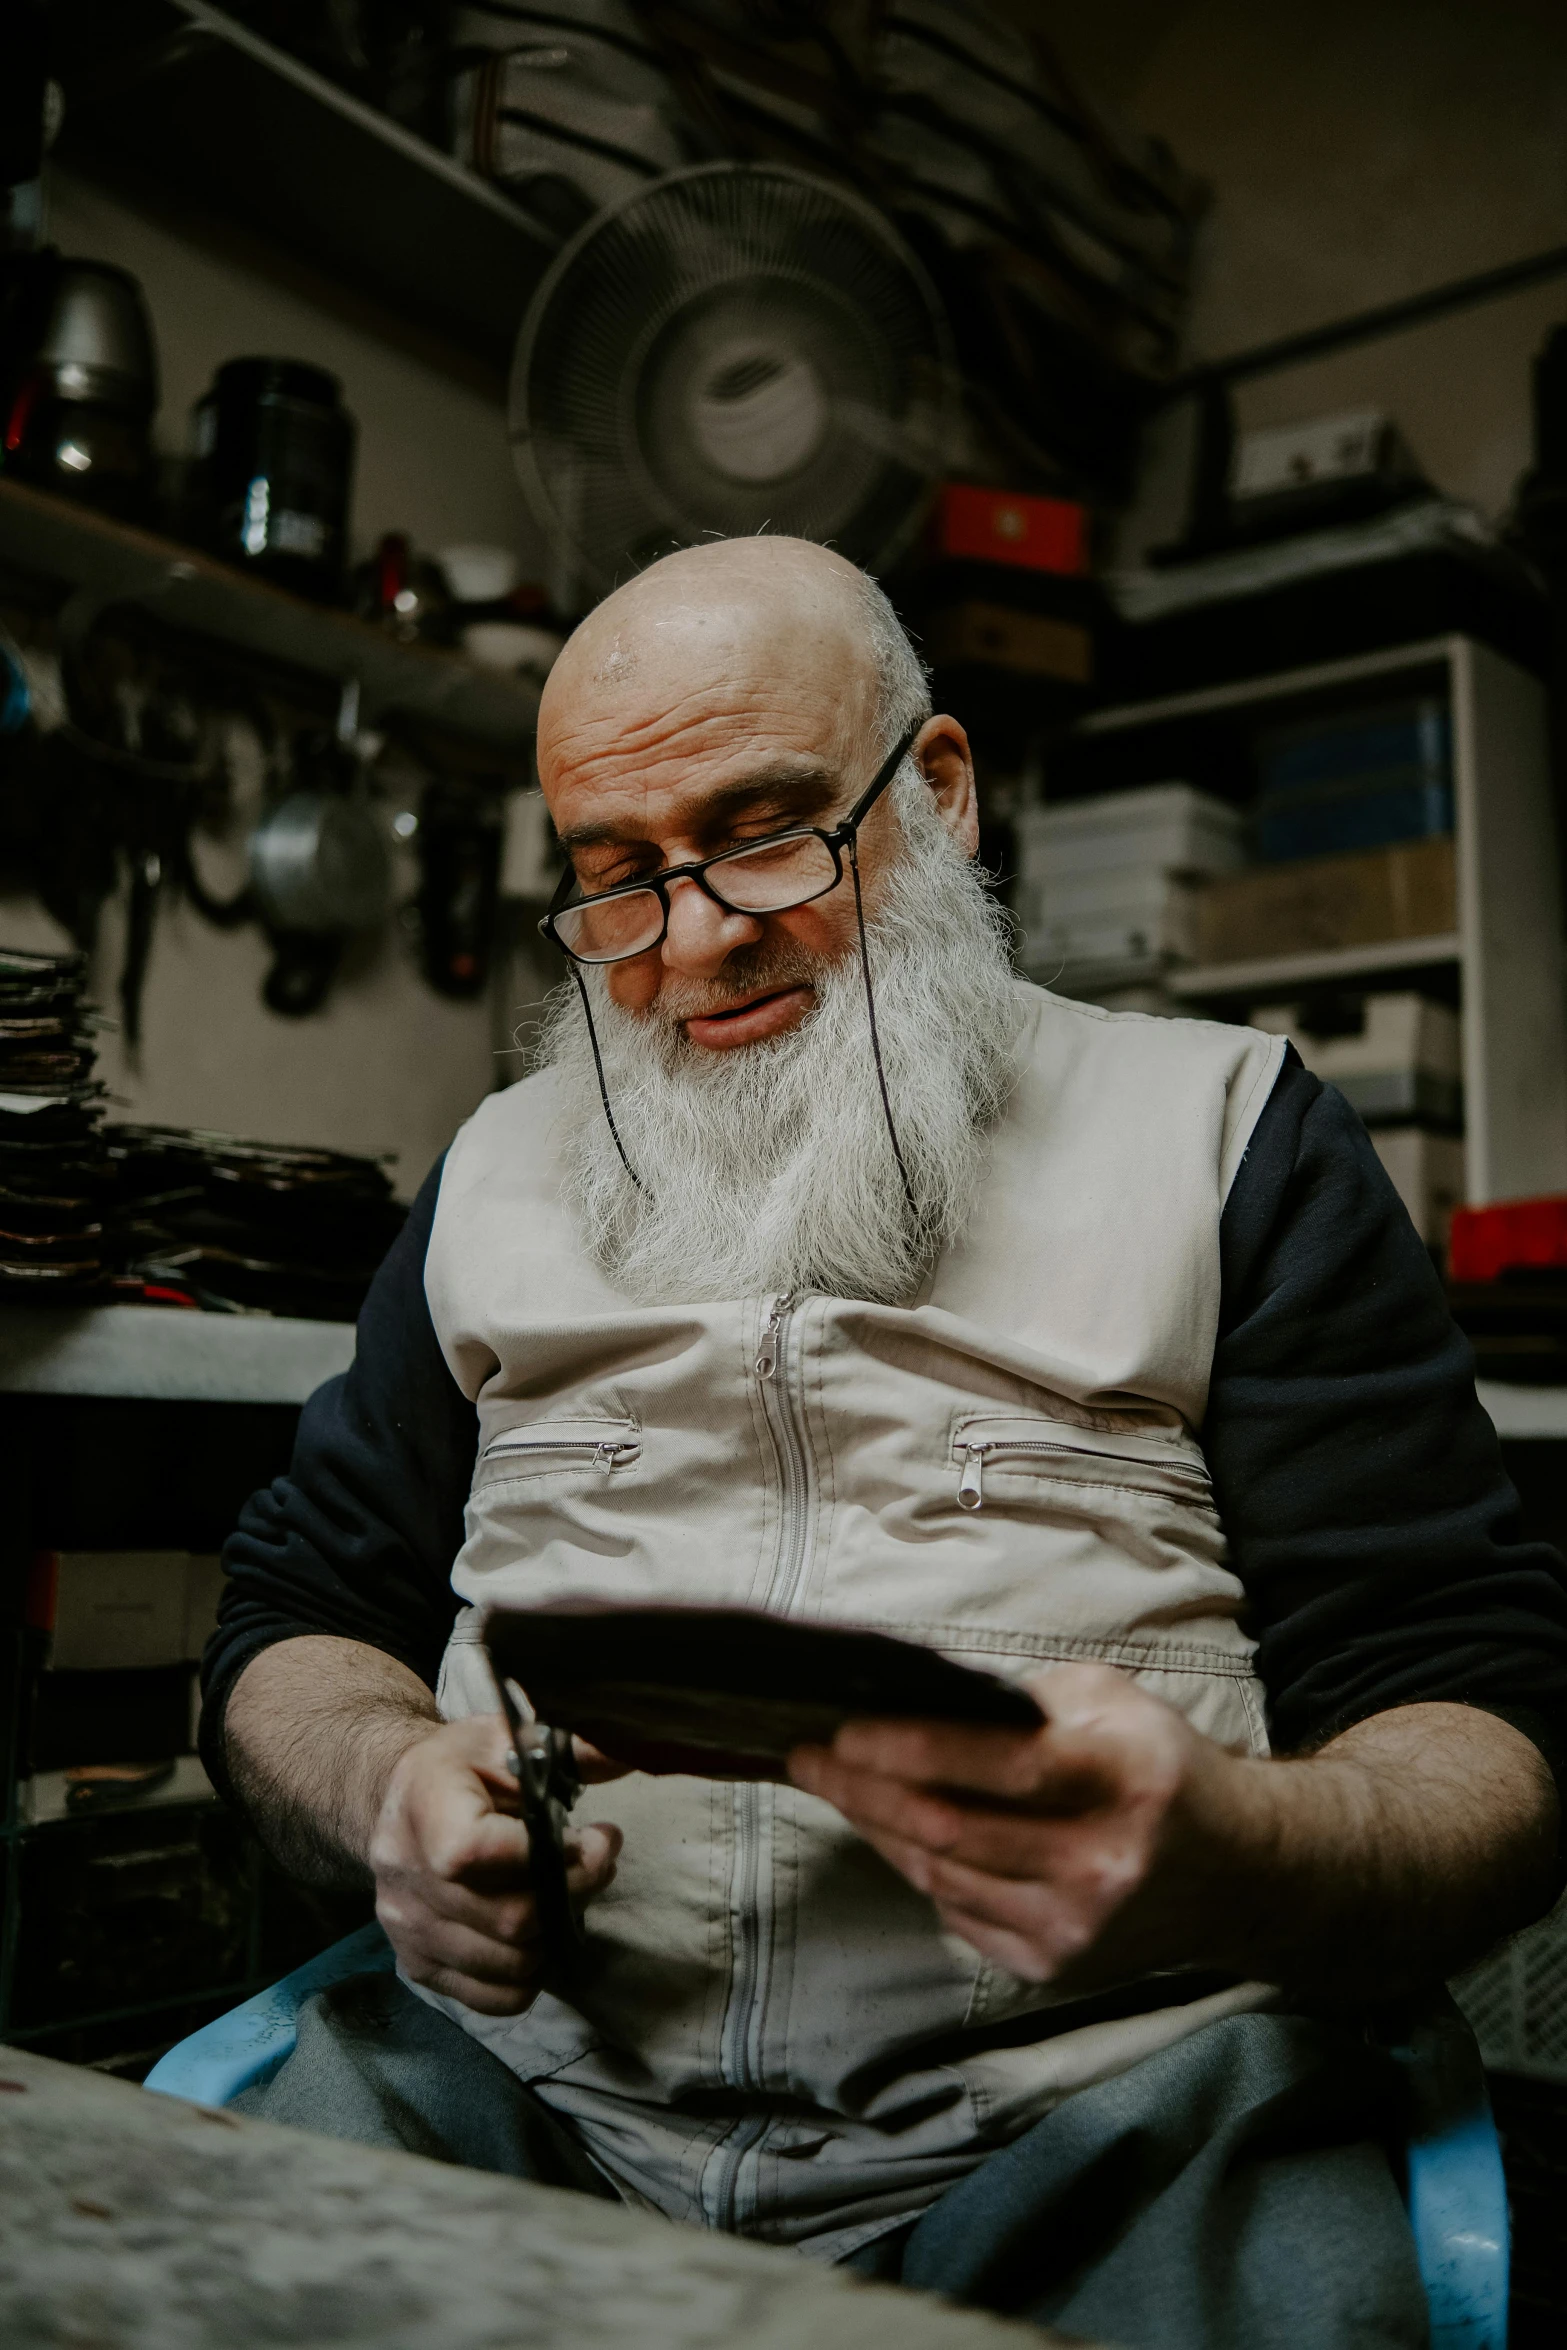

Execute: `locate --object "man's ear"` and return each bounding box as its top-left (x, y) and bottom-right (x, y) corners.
top-left (915, 716), bottom-right (979, 858)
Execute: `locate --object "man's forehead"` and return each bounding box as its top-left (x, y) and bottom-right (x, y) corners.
top-left (547, 732), bottom-right (842, 849)
top-left (541, 653), bottom-right (871, 823)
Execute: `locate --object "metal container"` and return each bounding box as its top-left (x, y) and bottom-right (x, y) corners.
top-left (0, 252), bottom-right (158, 518)
top-left (190, 358), bottom-right (356, 602)
top-left (248, 791), bottom-right (391, 936)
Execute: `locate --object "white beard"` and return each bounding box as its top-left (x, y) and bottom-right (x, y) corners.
top-left (534, 767), bottom-right (1024, 1306)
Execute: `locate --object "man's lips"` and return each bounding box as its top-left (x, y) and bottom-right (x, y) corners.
top-left (682, 984), bottom-right (815, 1049)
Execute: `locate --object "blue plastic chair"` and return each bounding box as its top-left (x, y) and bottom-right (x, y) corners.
top-left (1392, 2001), bottom-right (1510, 2350)
top-left (146, 1934), bottom-right (1509, 2347)
top-left (144, 1922), bottom-right (396, 2107)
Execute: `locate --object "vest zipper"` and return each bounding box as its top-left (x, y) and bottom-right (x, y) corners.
top-left (956, 1435), bottom-right (1211, 1511)
top-left (708, 1292), bottom-right (807, 2229)
top-left (957, 1443), bottom-right (988, 1510)
top-left (709, 2108), bottom-right (770, 2234)
top-left (723, 1290), bottom-right (805, 2085)
top-left (719, 1780), bottom-right (768, 2096)
top-left (484, 1435), bottom-right (639, 1470)
top-left (754, 1290), bottom-right (796, 1382)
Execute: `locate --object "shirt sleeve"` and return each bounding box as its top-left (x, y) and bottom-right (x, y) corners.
top-left (1210, 1046), bottom-right (1567, 1799)
top-left (198, 1156), bottom-right (476, 1804)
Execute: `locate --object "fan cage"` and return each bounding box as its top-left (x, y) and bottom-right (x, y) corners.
top-left (511, 161), bottom-right (956, 590)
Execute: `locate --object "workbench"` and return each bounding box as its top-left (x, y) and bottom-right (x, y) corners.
top-left (0, 2047), bottom-right (1062, 2350)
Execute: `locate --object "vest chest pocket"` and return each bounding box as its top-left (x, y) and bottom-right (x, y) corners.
top-left (951, 1413), bottom-right (1213, 1513)
top-left (476, 1415), bottom-right (641, 1493)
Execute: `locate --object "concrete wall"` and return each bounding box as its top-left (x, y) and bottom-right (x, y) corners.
top-left (2, 165), bottom-right (552, 1194)
top-left (1071, 0), bottom-right (1567, 551)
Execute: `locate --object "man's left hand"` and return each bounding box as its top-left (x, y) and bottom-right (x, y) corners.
top-left (788, 1662), bottom-right (1233, 1988)
top-left (789, 1664), bottom-right (1561, 1998)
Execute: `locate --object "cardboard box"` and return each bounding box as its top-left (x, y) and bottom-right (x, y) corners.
top-left (923, 601), bottom-right (1092, 684)
top-left (29, 1552), bottom-right (225, 1673)
top-left (1370, 1127), bottom-right (1466, 1251)
top-left (1193, 836), bottom-right (1456, 966)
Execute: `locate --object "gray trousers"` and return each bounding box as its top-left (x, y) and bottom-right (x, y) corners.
top-left (238, 1975), bottom-right (1428, 2349)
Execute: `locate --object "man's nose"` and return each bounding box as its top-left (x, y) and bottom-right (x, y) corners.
top-left (660, 874), bottom-right (763, 974)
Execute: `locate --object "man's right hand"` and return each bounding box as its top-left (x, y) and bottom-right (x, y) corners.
top-left (368, 1712), bottom-right (623, 2017)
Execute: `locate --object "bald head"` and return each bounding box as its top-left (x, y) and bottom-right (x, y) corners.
top-left (539, 537), bottom-right (901, 785)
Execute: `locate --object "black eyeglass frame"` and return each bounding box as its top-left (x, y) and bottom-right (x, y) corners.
top-left (538, 723), bottom-right (920, 966)
top-left (541, 721), bottom-right (924, 1219)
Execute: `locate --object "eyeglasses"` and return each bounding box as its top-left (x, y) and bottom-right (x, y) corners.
top-left (542, 722), bottom-right (922, 1216)
top-left (540, 725), bottom-right (918, 966)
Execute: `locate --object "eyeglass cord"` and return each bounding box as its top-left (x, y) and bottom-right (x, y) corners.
top-left (573, 965), bottom-right (645, 1192)
top-left (573, 850), bottom-right (918, 1221)
top-left (848, 833), bottom-right (919, 1219)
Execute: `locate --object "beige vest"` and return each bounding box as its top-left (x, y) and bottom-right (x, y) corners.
top-left (423, 983), bottom-right (1286, 2259)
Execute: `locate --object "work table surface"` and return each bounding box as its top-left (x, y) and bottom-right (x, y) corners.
top-left (0, 2048), bottom-right (1063, 2350)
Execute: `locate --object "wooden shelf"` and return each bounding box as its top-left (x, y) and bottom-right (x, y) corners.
top-left (0, 1303), bottom-right (354, 1405)
top-left (1167, 933), bottom-right (1462, 1000)
top-left (0, 479), bottom-right (539, 755)
top-left (48, 0), bottom-right (558, 372)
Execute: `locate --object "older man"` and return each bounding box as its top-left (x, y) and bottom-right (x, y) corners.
top-left (209, 537), bottom-right (1567, 2349)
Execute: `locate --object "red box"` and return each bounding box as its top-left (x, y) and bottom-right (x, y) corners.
top-left (936, 484), bottom-right (1090, 576)
top-left (1447, 1196), bottom-right (1567, 1282)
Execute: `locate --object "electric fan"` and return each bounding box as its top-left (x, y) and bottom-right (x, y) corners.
top-left (509, 162), bottom-right (956, 589)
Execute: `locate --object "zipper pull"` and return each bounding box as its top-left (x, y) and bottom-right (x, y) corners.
top-left (957, 1443), bottom-right (990, 1510)
top-left (755, 1292), bottom-right (798, 1380)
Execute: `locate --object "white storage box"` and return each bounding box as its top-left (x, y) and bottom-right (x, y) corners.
top-left (1251, 993), bottom-right (1461, 1126)
top-left (1368, 1127), bottom-right (1466, 1249)
top-left (1017, 784), bottom-right (1245, 882)
top-left (1019, 868), bottom-right (1200, 970)
top-left (1016, 783), bottom-right (1242, 977)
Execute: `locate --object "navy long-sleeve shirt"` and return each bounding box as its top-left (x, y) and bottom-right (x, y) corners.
top-left (201, 1052), bottom-right (1567, 1815)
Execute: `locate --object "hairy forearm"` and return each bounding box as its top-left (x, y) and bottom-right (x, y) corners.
top-left (220, 1636), bottom-right (442, 1889)
top-left (1188, 1703), bottom-right (1560, 1999)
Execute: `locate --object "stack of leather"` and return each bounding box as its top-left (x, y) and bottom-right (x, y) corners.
top-left (104, 1126), bottom-right (405, 1321)
top-left (0, 946), bottom-right (107, 1294)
